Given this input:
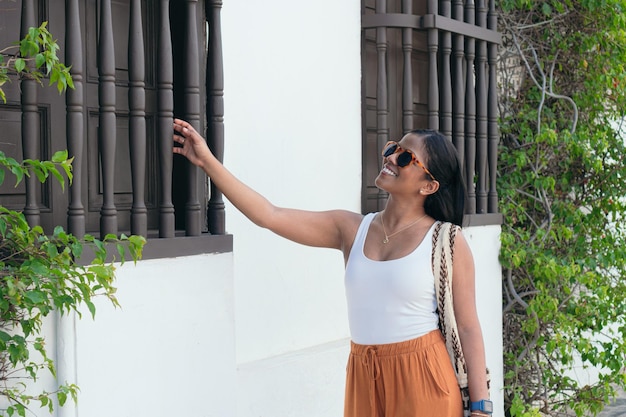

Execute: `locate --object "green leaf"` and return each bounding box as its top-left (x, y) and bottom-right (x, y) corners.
top-left (0, 330), bottom-right (12, 342)
top-left (14, 58), bottom-right (26, 73)
top-left (53, 225), bottom-right (67, 239)
top-left (51, 150), bottom-right (68, 163)
top-left (49, 167), bottom-right (65, 191)
top-left (85, 299), bottom-right (96, 319)
top-left (25, 40), bottom-right (39, 56)
top-left (35, 53), bottom-right (45, 68)
top-left (46, 243), bottom-right (59, 258)
top-left (542, 2), bottom-right (552, 16)
top-left (116, 243), bottom-right (125, 262)
top-left (25, 290), bottom-right (47, 304)
top-left (10, 163), bottom-right (25, 185)
top-left (57, 390), bottom-right (67, 407)
top-left (66, 72), bottom-right (75, 89)
top-left (32, 165), bottom-right (48, 183)
top-left (49, 68), bottom-right (59, 84)
top-left (27, 26), bottom-right (38, 40)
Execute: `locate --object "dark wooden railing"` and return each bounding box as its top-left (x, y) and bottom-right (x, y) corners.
top-left (362, 0), bottom-right (501, 222)
top-left (0, 0), bottom-right (226, 239)
top-left (66, 0), bottom-right (86, 237)
top-left (98, 0), bottom-right (117, 237)
top-left (206, 0), bottom-right (226, 235)
top-left (157, 0), bottom-right (177, 238)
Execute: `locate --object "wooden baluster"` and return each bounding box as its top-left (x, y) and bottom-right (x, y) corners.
top-left (66, 0), bottom-right (85, 237)
top-left (157, 0), bottom-right (175, 238)
top-left (376, 0), bottom-right (389, 210)
top-left (401, 0), bottom-right (414, 133)
top-left (440, 0), bottom-right (452, 138)
top-left (20, 0), bottom-right (40, 227)
top-left (427, 0), bottom-right (439, 130)
top-left (487, 0), bottom-right (499, 213)
top-left (452, 0), bottom-right (465, 171)
top-left (464, 0), bottom-right (476, 214)
top-left (129, 0), bottom-right (148, 237)
top-left (475, 0), bottom-right (488, 213)
top-left (183, 0), bottom-right (202, 236)
top-left (98, 0), bottom-right (118, 236)
top-left (207, 0), bottom-right (226, 234)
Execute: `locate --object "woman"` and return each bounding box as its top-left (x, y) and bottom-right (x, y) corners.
top-left (172, 118), bottom-right (491, 417)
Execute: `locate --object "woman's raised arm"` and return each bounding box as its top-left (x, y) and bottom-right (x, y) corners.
top-left (172, 118), bottom-right (361, 252)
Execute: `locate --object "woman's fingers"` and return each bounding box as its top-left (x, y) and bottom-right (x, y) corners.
top-left (173, 119), bottom-right (195, 148)
top-left (173, 133), bottom-right (185, 144)
top-left (173, 118), bottom-right (198, 136)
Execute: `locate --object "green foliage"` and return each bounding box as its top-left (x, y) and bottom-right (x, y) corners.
top-left (498, 1), bottom-right (626, 416)
top-left (0, 22), bottom-right (73, 103)
top-left (0, 25), bottom-right (146, 417)
top-left (0, 151), bottom-right (145, 417)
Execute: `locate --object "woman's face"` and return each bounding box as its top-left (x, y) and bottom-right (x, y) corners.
top-left (374, 133), bottom-right (433, 195)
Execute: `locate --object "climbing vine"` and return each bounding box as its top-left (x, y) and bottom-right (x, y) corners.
top-left (0, 24), bottom-right (145, 417)
top-left (498, 1), bottom-right (626, 416)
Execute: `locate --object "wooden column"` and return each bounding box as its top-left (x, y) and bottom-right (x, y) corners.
top-left (157, 0), bottom-right (175, 238)
top-left (464, 0), bottom-right (476, 214)
top-left (401, 0), bottom-right (414, 133)
top-left (440, 0), bottom-right (452, 138)
top-left (475, 0), bottom-right (488, 213)
top-left (128, 0), bottom-right (148, 237)
top-left (65, 0), bottom-right (85, 237)
top-left (207, 0), bottom-right (226, 235)
top-left (183, 0), bottom-right (202, 236)
top-left (98, 0), bottom-right (118, 236)
top-left (452, 0), bottom-right (465, 171)
top-left (376, 0), bottom-right (389, 210)
top-left (487, 0), bottom-right (499, 213)
top-left (427, 0), bottom-right (439, 130)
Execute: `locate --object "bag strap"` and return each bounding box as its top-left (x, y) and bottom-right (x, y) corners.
top-left (432, 221), bottom-right (469, 388)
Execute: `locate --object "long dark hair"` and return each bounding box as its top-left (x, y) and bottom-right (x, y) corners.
top-left (411, 129), bottom-right (466, 226)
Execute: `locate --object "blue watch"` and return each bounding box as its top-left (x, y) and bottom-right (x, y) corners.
top-left (470, 399), bottom-right (493, 414)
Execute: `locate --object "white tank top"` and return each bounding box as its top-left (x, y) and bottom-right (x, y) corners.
top-left (344, 212), bottom-right (439, 345)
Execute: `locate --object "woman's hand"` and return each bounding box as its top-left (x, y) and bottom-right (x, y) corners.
top-left (172, 118), bottom-right (214, 168)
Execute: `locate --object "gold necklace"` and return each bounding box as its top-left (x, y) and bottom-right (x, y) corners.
top-left (380, 211), bottom-right (428, 244)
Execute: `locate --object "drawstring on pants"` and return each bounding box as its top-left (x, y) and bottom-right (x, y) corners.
top-left (362, 346), bottom-right (380, 417)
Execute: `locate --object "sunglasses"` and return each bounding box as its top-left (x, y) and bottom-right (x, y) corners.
top-left (382, 141), bottom-right (436, 181)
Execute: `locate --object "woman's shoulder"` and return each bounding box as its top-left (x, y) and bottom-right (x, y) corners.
top-left (328, 210), bottom-right (367, 232)
top-left (330, 210), bottom-right (368, 258)
top-left (432, 221), bottom-right (466, 251)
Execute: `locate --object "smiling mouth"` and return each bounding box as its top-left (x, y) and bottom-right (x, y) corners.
top-left (381, 166), bottom-right (397, 176)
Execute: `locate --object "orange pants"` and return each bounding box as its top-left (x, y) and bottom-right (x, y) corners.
top-left (344, 330), bottom-right (463, 417)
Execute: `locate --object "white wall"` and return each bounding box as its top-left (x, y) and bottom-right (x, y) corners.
top-left (237, 339), bottom-right (349, 417)
top-left (220, 0), bottom-right (361, 366)
top-left (66, 253), bottom-right (236, 417)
